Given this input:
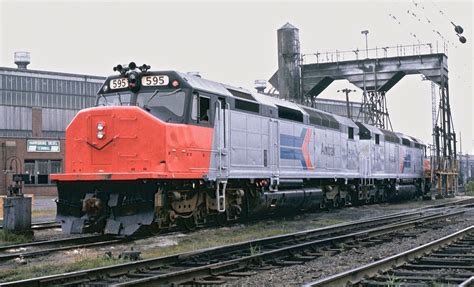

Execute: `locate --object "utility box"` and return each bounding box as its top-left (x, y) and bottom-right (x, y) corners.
top-left (3, 196), bottom-right (32, 234)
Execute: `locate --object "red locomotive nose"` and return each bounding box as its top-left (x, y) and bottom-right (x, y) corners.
top-left (52, 105), bottom-right (213, 182)
top-left (60, 106), bottom-right (166, 175)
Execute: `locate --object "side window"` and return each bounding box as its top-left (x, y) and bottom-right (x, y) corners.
top-left (191, 93), bottom-right (212, 124)
top-left (375, 134), bottom-right (380, 145)
top-left (199, 96), bottom-right (210, 122)
top-left (191, 94), bottom-right (198, 120)
top-left (348, 127), bottom-right (354, 139)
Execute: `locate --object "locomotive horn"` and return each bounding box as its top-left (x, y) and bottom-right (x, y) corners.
top-left (113, 64), bottom-right (123, 72)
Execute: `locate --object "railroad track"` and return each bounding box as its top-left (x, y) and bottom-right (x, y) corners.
top-left (0, 221), bottom-right (60, 231)
top-left (0, 198), bottom-right (470, 266)
top-left (420, 197), bottom-right (474, 210)
top-left (305, 225), bottom-right (474, 287)
top-left (3, 210), bottom-right (464, 286)
top-left (0, 209), bottom-right (420, 265)
top-left (0, 235), bottom-right (125, 262)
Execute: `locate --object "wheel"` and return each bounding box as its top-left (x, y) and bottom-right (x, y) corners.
top-left (319, 198), bottom-right (328, 210)
top-left (215, 212), bottom-right (227, 226)
top-left (182, 217), bottom-right (197, 231)
top-left (148, 222), bottom-right (163, 236)
top-left (344, 194), bottom-right (352, 206)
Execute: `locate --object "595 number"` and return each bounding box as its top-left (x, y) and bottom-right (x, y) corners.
top-left (142, 75), bottom-right (169, 86)
top-left (110, 78), bottom-right (128, 89)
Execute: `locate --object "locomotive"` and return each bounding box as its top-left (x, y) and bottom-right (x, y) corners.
top-left (52, 63), bottom-right (428, 235)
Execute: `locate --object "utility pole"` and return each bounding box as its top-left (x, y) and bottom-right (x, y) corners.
top-left (337, 88), bottom-right (357, 119)
top-left (361, 30), bottom-right (369, 58)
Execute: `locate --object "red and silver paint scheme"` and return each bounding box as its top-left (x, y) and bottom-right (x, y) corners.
top-left (52, 64), bottom-right (427, 235)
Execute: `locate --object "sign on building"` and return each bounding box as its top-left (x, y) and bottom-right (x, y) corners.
top-left (27, 140), bottom-right (60, 152)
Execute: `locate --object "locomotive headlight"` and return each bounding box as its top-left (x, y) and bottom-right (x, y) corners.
top-left (97, 122), bottom-right (104, 131)
top-left (103, 85), bottom-right (109, 92)
top-left (97, 131), bottom-right (105, 139)
top-left (128, 71), bottom-right (140, 92)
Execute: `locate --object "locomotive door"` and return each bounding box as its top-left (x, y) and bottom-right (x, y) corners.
top-left (269, 119), bottom-right (279, 178)
top-left (216, 99), bottom-right (229, 178)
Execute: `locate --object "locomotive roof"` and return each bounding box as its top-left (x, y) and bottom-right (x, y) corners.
top-left (395, 132), bottom-right (425, 146)
top-left (178, 71), bottom-right (307, 112)
top-left (357, 122), bottom-right (382, 135)
top-left (178, 72), bottom-right (364, 129)
top-left (118, 71), bottom-right (422, 144)
top-left (176, 71), bottom-right (235, 97)
top-left (331, 114), bottom-right (359, 128)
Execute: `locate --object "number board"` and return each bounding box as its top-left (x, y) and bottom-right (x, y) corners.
top-left (110, 78), bottom-right (128, 90)
top-left (141, 75), bottom-right (169, 86)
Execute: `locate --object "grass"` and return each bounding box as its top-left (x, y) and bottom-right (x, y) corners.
top-left (0, 230), bottom-right (33, 245)
top-left (465, 181), bottom-right (474, 196)
top-left (0, 254), bottom-right (128, 283)
top-left (249, 244), bottom-right (261, 256)
top-left (386, 273), bottom-right (400, 287)
top-left (144, 216), bottom-right (344, 259)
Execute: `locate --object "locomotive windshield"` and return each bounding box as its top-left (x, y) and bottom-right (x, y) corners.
top-left (137, 90), bottom-right (186, 120)
top-left (96, 90), bottom-right (187, 123)
top-left (97, 68), bottom-right (191, 123)
top-left (97, 93), bottom-right (132, 106)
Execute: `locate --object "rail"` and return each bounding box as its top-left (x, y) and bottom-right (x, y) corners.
top-left (304, 225), bottom-right (474, 286)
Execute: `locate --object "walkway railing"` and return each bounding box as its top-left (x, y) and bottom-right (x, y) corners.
top-left (301, 42), bottom-right (447, 65)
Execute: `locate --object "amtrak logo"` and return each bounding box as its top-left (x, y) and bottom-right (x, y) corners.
top-left (280, 128), bottom-right (313, 170)
top-left (321, 143), bottom-right (335, 156)
top-left (403, 153), bottom-right (411, 168)
top-left (400, 150), bottom-right (411, 172)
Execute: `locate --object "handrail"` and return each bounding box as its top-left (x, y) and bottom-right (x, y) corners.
top-left (301, 42), bottom-right (446, 65)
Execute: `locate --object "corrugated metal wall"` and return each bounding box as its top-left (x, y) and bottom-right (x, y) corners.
top-left (0, 70), bottom-right (104, 137)
top-left (0, 106), bottom-right (32, 130)
top-left (42, 108), bottom-right (77, 131)
top-left (314, 100), bottom-right (366, 122)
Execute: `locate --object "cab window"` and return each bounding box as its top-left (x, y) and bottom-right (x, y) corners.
top-left (199, 96), bottom-right (210, 122)
top-left (137, 90), bottom-right (186, 123)
top-left (191, 94), bottom-right (210, 123)
top-left (96, 93), bottom-right (132, 106)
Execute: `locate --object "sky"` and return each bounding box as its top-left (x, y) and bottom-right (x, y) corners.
top-left (0, 0), bottom-right (473, 153)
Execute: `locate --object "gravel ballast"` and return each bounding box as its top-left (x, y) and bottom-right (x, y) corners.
top-left (230, 207), bottom-right (474, 286)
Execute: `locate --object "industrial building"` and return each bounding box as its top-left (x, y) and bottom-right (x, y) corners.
top-left (0, 52), bottom-right (105, 195)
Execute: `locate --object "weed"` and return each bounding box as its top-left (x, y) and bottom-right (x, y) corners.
top-left (0, 253), bottom-right (127, 283)
top-left (249, 244), bottom-right (261, 256)
top-left (0, 230), bottom-right (33, 245)
top-left (386, 273), bottom-right (400, 287)
top-left (465, 181), bottom-right (474, 196)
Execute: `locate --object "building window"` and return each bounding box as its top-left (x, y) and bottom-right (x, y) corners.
top-left (24, 159), bottom-right (61, 185)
